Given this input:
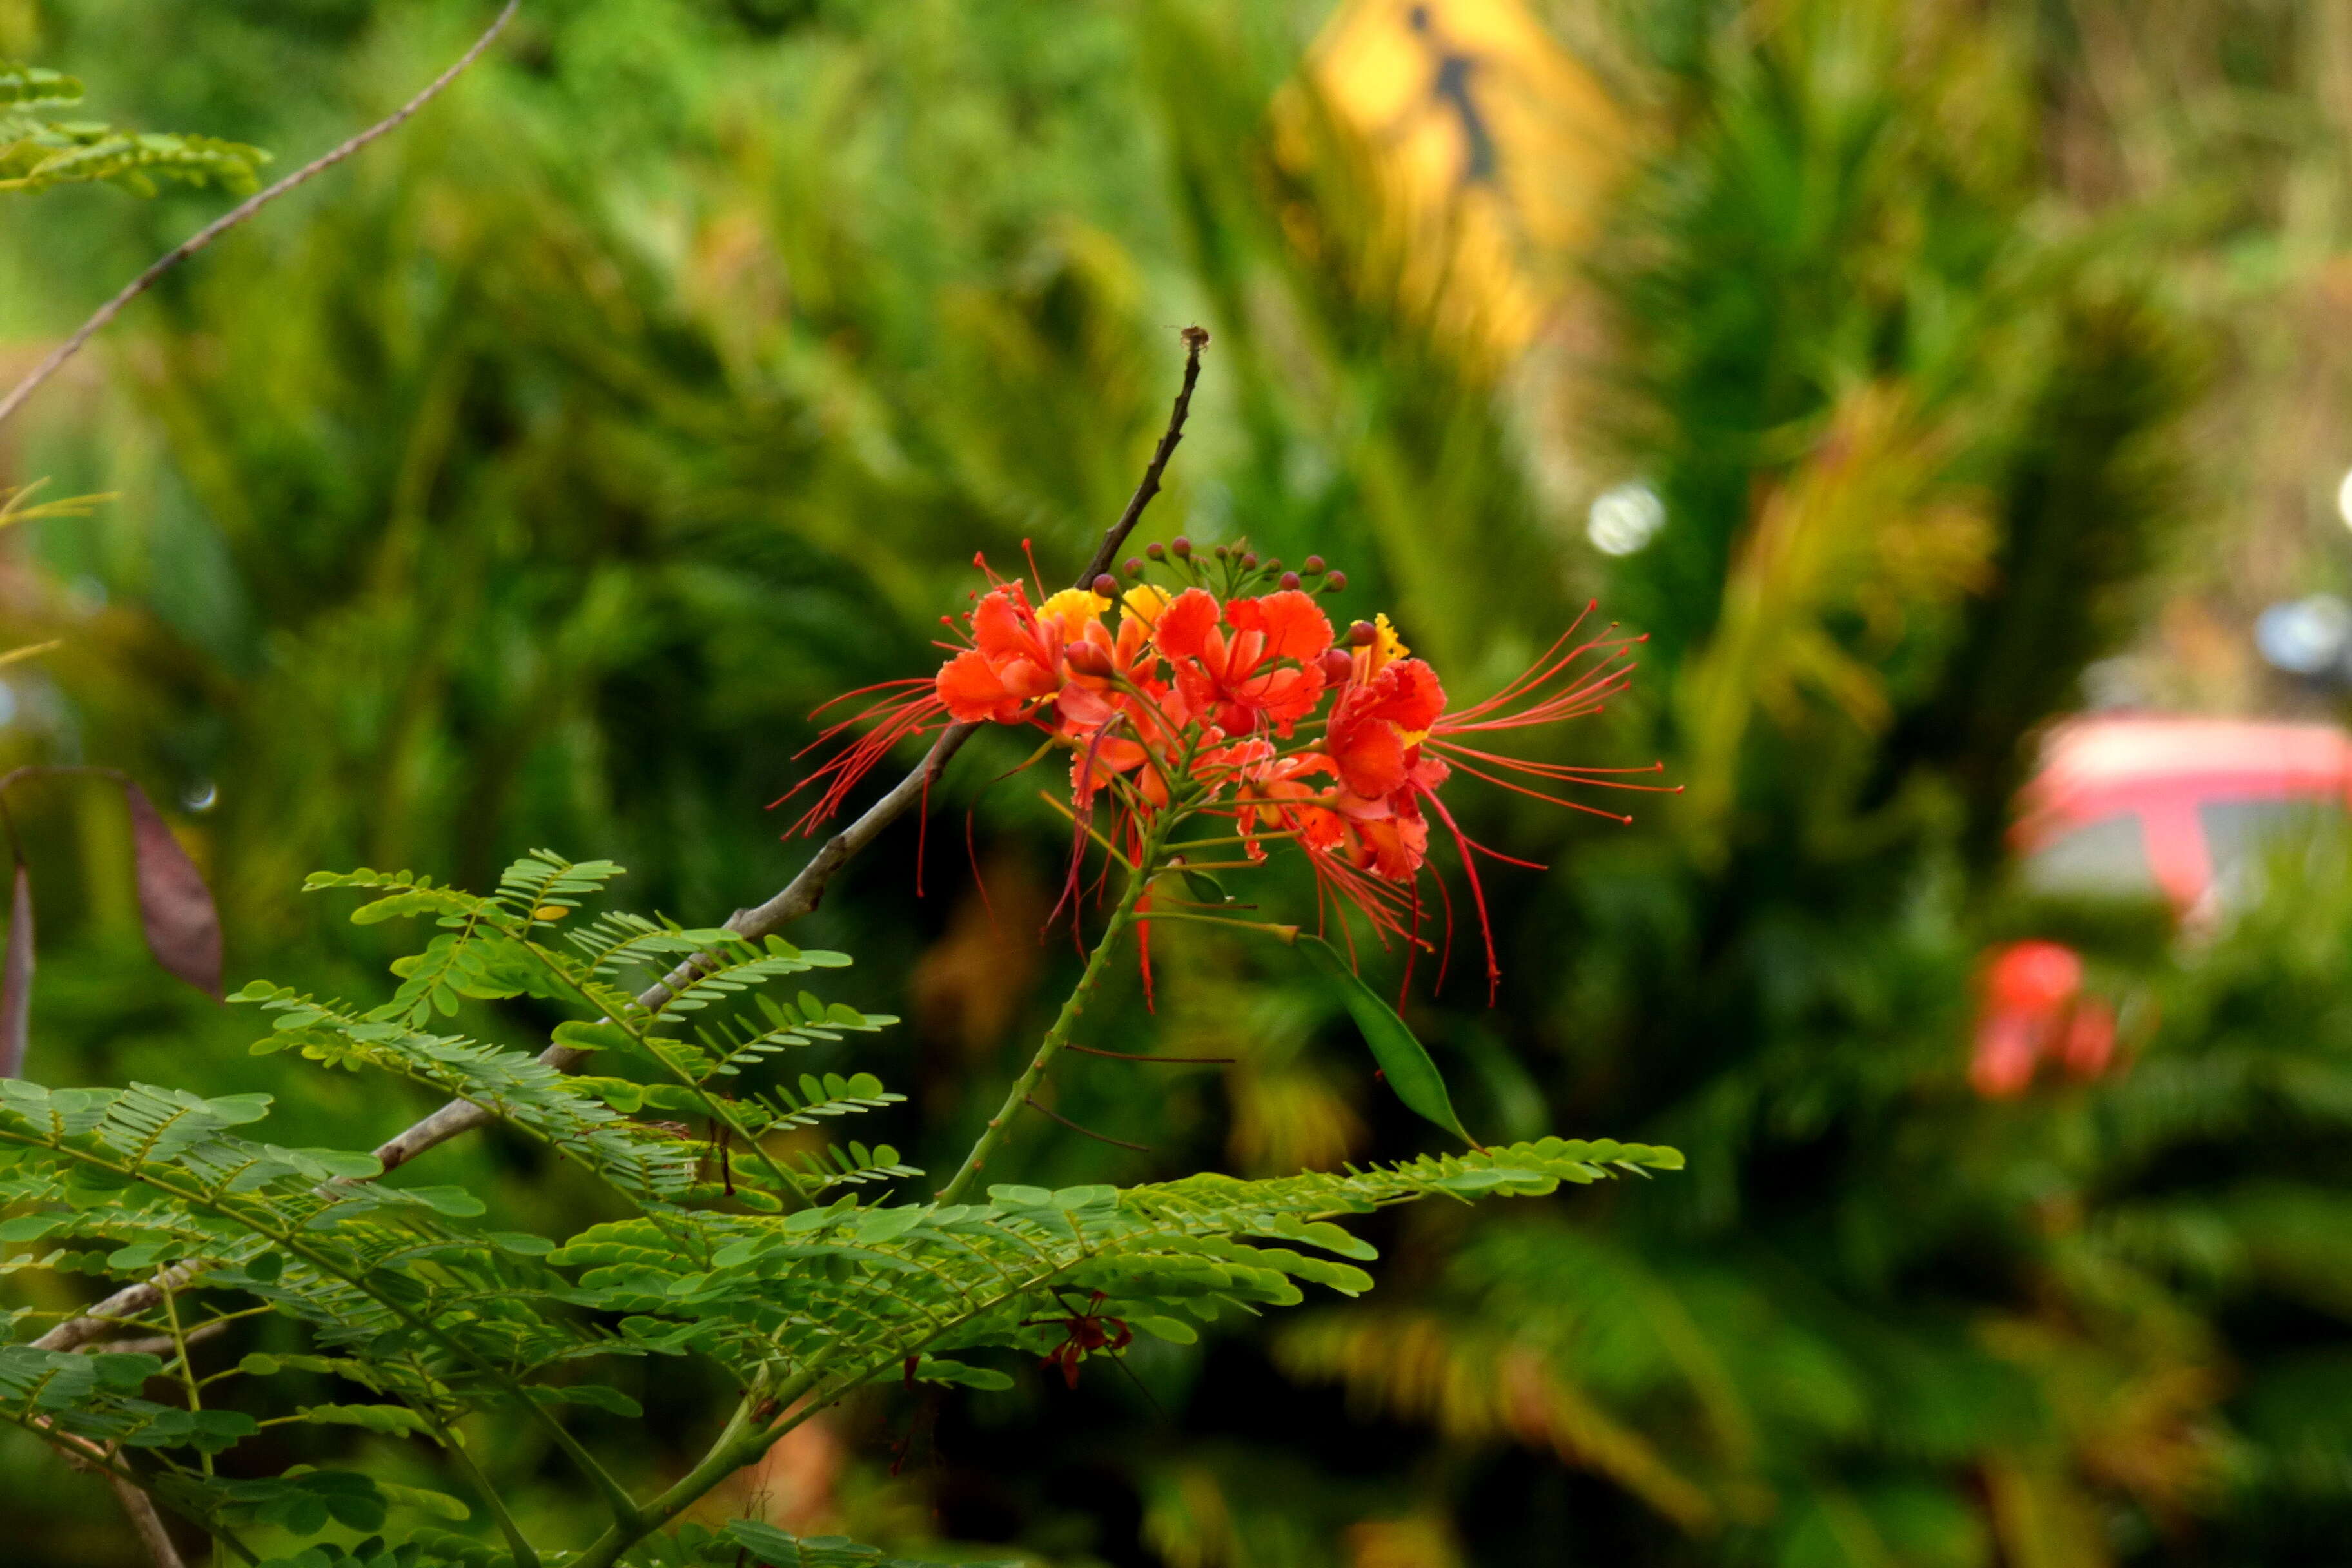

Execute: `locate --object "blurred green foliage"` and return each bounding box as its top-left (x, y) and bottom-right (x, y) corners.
top-left (1, 0), bottom-right (2348, 1565)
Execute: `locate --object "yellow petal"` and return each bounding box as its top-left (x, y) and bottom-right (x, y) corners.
top-left (1039, 587), bottom-right (1110, 638)
top-left (1122, 583), bottom-right (1171, 624)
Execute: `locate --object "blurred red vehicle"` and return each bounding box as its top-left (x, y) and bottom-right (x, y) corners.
top-left (1972, 716), bottom-right (2352, 1097)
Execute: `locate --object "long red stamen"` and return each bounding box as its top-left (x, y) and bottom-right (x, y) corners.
top-left (1416, 785), bottom-right (1504, 1004)
top-left (805, 675), bottom-right (937, 724)
top-left (773, 681), bottom-right (948, 837)
top-left (1426, 743), bottom-right (1672, 781)
top-left (1435, 753), bottom-right (1638, 823)
top-left (966, 810), bottom-right (999, 932)
top-left (1429, 861), bottom-right (1456, 997)
top-left (1401, 884), bottom-right (1421, 1008)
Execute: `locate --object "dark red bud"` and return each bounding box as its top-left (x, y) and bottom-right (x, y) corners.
top-left (1213, 544), bottom-right (1230, 560)
top-left (1170, 538), bottom-right (1191, 559)
top-left (1264, 558), bottom-right (1282, 573)
top-left (1240, 552), bottom-right (1259, 569)
top-left (1146, 542), bottom-right (1167, 560)
top-left (1324, 571), bottom-right (1349, 593)
top-left (1064, 643), bottom-right (1114, 678)
top-left (1302, 555), bottom-right (1326, 574)
top-left (1124, 557), bottom-right (1144, 576)
top-left (1318, 648), bottom-right (1354, 682)
top-left (1092, 573), bottom-right (1118, 598)
top-left (1280, 571), bottom-right (1302, 591)
top-left (1348, 620), bottom-right (1377, 646)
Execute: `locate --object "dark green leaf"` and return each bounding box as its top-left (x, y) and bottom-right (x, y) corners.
top-left (1293, 936), bottom-right (1476, 1146)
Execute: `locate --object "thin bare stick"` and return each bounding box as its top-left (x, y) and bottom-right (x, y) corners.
top-left (108, 1469), bottom-right (189, 1568)
top-left (1065, 1044), bottom-right (1234, 1064)
top-left (37, 331), bottom-right (1210, 1353)
top-left (1077, 326), bottom-right (1208, 583)
top-left (0, 1), bottom-right (520, 432)
top-left (1024, 1095), bottom-right (1152, 1152)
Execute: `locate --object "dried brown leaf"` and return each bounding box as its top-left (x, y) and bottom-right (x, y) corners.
top-left (121, 782), bottom-right (221, 1000)
top-left (1, 862), bottom-right (31, 1077)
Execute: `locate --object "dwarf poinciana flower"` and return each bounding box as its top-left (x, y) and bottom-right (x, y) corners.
top-left (779, 542), bottom-right (1666, 999)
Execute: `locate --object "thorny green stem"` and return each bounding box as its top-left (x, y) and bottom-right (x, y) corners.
top-left (936, 814), bottom-right (1171, 1205)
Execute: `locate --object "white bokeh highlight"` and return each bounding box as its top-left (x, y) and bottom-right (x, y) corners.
top-left (1587, 480), bottom-right (1666, 556)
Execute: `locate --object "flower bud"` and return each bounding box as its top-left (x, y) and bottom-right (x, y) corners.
top-left (1240, 552), bottom-right (1259, 569)
top-left (1348, 619), bottom-right (1377, 647)
top-left (1146, 542), bottom-right (1167, 561)
top-left (1279, 571), bottom-right (1302, 591)
top-left (1302, 555), bottom-right (1326, 575)
top-left (1264, 558), bottom-right (1282, 573)
top-left (1171, 538), bottom-right (1191, 560)
top-left (1124, 557), bottom-right (1144, 576)
top-left (1318, 648), bottom-right (1354, 683)
top-left (1092, 573), bottom-right (1118, 598)
top-left (1213, 544), bottom-right (1230, 560)
top-left (1323, 571), bottom-right (1349, 593)
top-left (1063, 642), bottom-right (1114, 678)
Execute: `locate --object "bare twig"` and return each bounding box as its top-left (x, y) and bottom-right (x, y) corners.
top-left (34, 327), bottom-right (1209, 1353)
top-left (107, 1473), bottom-right (188, 1568)
top-left (1079, 325), bottom-right (1207, 584)
top-left (93, 1318), bottom-right (230, 1358)
top-left (47, 1424), bottom-right (189, 1568)
top-left (0, 1), bottom-right (520, 432)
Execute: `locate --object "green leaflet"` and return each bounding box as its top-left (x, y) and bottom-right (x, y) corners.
top-left (293, 1403), bottom-right (440, 1442)
top-left (213, 1469), bottom-right (392, 1535)
top-left (910, 1355), bottom-right (1014, 1391)
top-left (0, 61), bottom-right (267, 197)
top-left (1293, 935), bottom-right (1477, 1147)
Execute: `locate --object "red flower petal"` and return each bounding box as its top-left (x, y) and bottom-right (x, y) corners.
top-left (1331, 712), bottom-right (1408, 798)
top-left (937, 649), bottom-right (1020, 723)
top-left (1227, 589), bottom-right (1333, 661)
top-left (1152, 589), bottom-right (1222, 661)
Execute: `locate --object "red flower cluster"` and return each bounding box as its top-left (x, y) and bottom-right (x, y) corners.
top-left (782, 548), bottom-right (1660, 998)
top-left (1970, 940), bottom-right (2120, 1097)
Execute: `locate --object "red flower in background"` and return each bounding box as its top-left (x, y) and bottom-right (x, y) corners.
top-left (1970, 940), bottom-right (2122, 1097)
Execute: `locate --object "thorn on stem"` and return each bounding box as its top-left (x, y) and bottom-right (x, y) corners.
top-left (1024, 1095), bottom-right (1153, 1152)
